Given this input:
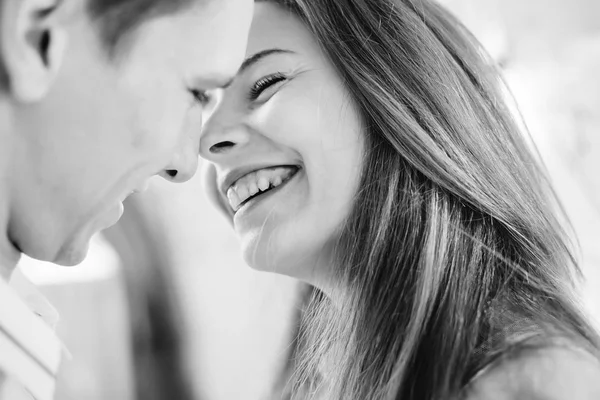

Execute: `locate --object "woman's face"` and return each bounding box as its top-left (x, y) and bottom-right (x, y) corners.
top-left (200, 2), bottom-right (363, 284)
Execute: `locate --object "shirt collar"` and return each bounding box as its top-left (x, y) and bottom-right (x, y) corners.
top-left (9, 268), bottom-right (60, 329)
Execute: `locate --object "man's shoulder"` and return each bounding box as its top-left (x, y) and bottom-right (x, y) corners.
top-left (464, 345), bottom-right (600, 400)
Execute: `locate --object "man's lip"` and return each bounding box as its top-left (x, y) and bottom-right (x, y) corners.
top-left (117, 179), bottom-right (152, 205)
top-left (128, 179), bottom-right (152, 197)
top-left (218, 164), bottom-right (300, 199)
top-left (133, 179), bottom-right (151, 194)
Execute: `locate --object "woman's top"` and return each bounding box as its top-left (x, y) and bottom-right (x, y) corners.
top-left (464, 345), bottom-right (600, 400)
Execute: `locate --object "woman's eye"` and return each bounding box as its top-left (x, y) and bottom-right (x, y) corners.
top-left (248, 73), bottom-right (287, 101)
top-left (190, 89), bottom-right (211, 106)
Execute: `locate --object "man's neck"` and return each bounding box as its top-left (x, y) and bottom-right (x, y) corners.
top-left (0, 196), bottom-right (20, 281)
top-left (0, 100), bottom-right (21, 281)
top-left (0, 235), bottom-right (20, 282)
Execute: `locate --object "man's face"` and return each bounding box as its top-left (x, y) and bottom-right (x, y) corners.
top-left (8, 0), bottom-right (253, 265)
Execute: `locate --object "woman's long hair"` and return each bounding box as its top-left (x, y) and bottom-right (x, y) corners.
top-left (262, 1), bottom-right (600, 399)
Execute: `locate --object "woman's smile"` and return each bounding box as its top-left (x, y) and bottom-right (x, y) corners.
top-left (225, 165), bottom-right (300, 212)
top-left (231, 166), bottom-right (303, 225)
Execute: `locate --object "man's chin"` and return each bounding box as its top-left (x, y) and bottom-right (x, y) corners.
top-left (52, 241), bottom-right (91, 266)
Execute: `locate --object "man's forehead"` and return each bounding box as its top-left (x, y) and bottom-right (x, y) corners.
top-left (189, 74), bottom-right (235, 90)
top-left (125, 6), bottom-right (240, 57)
top-left (117, 0), bottom-right (250, 86)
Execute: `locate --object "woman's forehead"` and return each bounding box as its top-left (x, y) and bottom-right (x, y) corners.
top-left (247, 2), bottom-right (310, 55)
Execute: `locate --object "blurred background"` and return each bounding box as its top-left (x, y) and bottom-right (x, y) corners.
top-left (18, 0), bottom-right (600, 399)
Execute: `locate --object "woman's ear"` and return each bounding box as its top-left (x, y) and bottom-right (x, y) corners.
top-left (0, 0), bottom-right (68, 103)
top-left (201, 162), bottom-right (235, 225)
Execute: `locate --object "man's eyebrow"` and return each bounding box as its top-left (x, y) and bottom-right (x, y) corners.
top-left (190, 75), bottom-right (234, 91)
top-left (220, 78), bottom-right (234, 89)
top-left (238, 48), bottom-right (295, 74)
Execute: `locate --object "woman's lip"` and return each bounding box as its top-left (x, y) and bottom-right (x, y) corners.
top-left (229, 166), bottom-right (300, 211)
top-left (233, 167), bottom-right (300, 216)
top-left (220, 164), bottom-right (301, 199)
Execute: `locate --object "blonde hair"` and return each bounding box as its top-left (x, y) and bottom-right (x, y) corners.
top-left (261, 1), bottom-right (600, 399)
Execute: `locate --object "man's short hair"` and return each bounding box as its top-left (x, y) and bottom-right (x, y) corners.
top-left (87, 0), bottom-right (193, 56)
top-left (1, 0), bottom-right (194, 88)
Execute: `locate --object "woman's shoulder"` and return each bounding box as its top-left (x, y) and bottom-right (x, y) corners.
top-left (464, 345), bottom-right (600, 400)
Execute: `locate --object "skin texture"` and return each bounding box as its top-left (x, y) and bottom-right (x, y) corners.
top-left (200, 2), bottom-right (363, 286)
top-left (0, 0), bottom-right (253, 272)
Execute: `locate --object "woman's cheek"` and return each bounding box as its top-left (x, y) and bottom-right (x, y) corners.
top-left (259, 81), bottom-right (325, 144)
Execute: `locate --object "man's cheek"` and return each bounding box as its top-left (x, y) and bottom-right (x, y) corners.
top-left (133, 103), bottom-right (188, 151)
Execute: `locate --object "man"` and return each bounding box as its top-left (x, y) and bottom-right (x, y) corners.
top-left (0, 0), bottom-right (253, 397)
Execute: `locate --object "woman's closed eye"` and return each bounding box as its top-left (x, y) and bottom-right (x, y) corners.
top-left (248, 72), bottom-right (287, 102)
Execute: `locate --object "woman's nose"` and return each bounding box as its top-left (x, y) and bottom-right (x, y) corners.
top-left (199, 117), bottom-right (250, 162)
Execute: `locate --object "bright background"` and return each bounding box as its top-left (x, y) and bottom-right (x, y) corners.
top-left (18, 1), bottom-right (600, 399)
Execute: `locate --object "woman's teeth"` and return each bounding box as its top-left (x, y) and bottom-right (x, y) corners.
top-left (227, 166), bottom-right (297, 211)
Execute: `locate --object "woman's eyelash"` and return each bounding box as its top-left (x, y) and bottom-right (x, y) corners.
top-left (248, 73), bottom-right (287, 101)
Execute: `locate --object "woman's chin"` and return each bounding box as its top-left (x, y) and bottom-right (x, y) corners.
top-left (239, 243), bottom-right (326, 286)
top-left (241, 244), bottom-right (296, 277)
top-left (240, 245), bottom-right (281, 274)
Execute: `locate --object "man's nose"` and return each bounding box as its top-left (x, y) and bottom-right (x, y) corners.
top-left (160, 118), bottom-right (202, 183)
top-left (159, 154), bottom-right (199, 183)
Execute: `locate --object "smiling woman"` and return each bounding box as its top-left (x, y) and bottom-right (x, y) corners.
top-left (200, 13), bottom-right (364, 282)
top-left (200, 1), bottom-right (600, 400)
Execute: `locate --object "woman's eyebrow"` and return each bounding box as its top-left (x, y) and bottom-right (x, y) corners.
top-left (190, 49), bottom-right (292, 91)
top-left (238, 48), bottom-right (295, 74)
